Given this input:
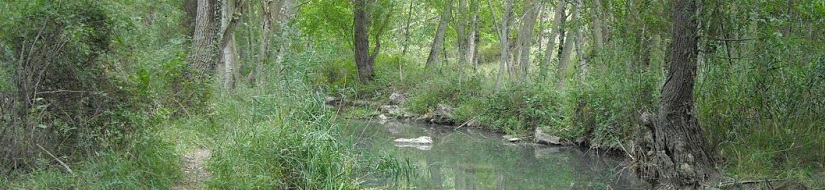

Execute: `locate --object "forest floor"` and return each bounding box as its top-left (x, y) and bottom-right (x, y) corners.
top-left (172, 148), bottom-right (211, 190)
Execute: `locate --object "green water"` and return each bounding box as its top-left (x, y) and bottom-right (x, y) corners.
top-left (339, 120), bottom-right (648, 189)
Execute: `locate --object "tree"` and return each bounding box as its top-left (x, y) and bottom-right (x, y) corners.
top-left (190, 0), bottom-right (219, 79)
top-left (353, 0), bottom-right (390, 83)
top-left (426, 0), bottom-right (453, 67)
top-left (488, 0), bottom-right (514, 91)
top-left (514, 0), bottom-right (539, 77)
top-left (541, 1), bottom-right (565, 79)
top-left (220, 0), bottom-right (244, 90)
top-left (252, 0), bottom-right (286, 85)
top-left (639, 0), bottom-right (720, 188)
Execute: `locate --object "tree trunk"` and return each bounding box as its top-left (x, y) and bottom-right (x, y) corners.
top-left (542, 1), bottom-right (565, 79)
top-left (640, 0), bottom-right (720, 188)
top-left (220, 0), bottom-right (241, 90)
top-left (557, 22), bottom-right (574, 85)
top-left (189, 0), bottom-right (219, 79)
top-left (573, 0), bottom-right (587, 80)
top-left (252, 0), bottom-right (285, 86)
top-left (426, 0), bottom-right (453, 68)
top-left (467, 0), bottom-right (479, 67)
top-left (488, 0), bottom-right (513, 91)
top-left (591, 0), bottom-right (605, 52)
top-left (456, 0), bottom-right (468, 65)
top-left (515, 0), bottom-right (539, 77)
top-left (353, 0), bottom-right (374, 82)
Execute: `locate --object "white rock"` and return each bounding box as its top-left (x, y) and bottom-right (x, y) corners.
top-left (394, 136), bottom-right (433, 145)
top-left (503, 135), bottom-right (522, 142)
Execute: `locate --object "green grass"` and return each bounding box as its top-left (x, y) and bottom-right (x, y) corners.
top-left (1, 129), bottom-right (181, 189)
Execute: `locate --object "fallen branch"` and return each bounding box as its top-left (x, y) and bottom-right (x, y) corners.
top-left (36, 144), bottom-right (75, 176)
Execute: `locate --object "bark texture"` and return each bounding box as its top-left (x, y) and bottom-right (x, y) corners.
top-left (638, 0), bottom-right (720, 189)
top-left (353, 0), bottom-right (375, 82)
top-left (515, 0), bottom-right (539, 76)
top-left (220, 0), bottom-right (242, 90)
top-left (189, 0), bottom-right (219, 78)
top-left (542, 1), bottom-right (565, 79)
top-left (426, 0), bottom-right (453, 67)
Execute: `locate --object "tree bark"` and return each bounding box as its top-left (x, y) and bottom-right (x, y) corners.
top-left (426, 0), bottom-right (453, 68)
top-left (189, 0), bottom-right (219, 79)
top-left (488, 0), bottom-right (513, 91)
top-left (515, 0), bottom-right (539, 77)
top-left (542, 1), bottom-right (565, 80)
top-left (353, 0), bottom-right (374, 82)
top-left (640, 0), bottom-right (720, 188)
top-left (467, 0), bottom-right (479, 67)
top-left (590, 0), bottom-right (605, 52)
top-left (220, 0), bottom-right (242, 90)
top-left (557, 16), bottom-right (574, 85)
top-left (252, 0), bottom-right (285, 86)
top-left (573, 0), bottom-right (587, 80)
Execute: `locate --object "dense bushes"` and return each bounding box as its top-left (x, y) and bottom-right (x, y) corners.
top-left (0, 0), bottom-right (195, 174)
top-left (0, 0), bottom-right (125, 171)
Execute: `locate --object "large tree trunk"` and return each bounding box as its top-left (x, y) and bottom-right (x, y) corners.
top-left (189, 0), bottom-right (219, 78)
top-left (639, 0), bottom-right (719, 188)
top-left (541, 1), bottom-right (565, 80)
top-left (426, 0), bottom-right (453, 67)
top-left (353, 0), bottom-right (374, 82)
top-left (515, 0), bottom-right (539, 77)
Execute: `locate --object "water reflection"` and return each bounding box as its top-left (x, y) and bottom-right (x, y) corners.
top-left (339, 120), bottom-right (647, 189)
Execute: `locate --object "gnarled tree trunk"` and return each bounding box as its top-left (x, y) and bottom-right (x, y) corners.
top-left (637, 0), bottom-right (720, 189)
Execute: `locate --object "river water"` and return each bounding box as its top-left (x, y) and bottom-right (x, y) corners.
top-left (338, 120), bottom-right (648, 189)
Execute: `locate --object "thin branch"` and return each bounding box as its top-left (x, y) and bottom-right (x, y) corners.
top-left (706, 36), bottom-right (762, 42)
top-left (36, 144), bottom-right (75, 176)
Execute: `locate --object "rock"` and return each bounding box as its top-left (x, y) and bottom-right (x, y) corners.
top-left (394, 144), bottom-right (432, 150)
top-left (394, 136), bottom-right (433, 150)
top-left (324, 96), bottom-right (342, 106)
top-left (351, 100), bottom-right (371, 107)
top-left (418, 104), bottom-right (454, 124)
top-left (535, 128), bottom-right (567, 145)
top-left (502, 135), bottom-right (523, 142)
top-left (389, 92), bottom-right (406, 105)
top-left (394, 136), bottom-right (433, 145)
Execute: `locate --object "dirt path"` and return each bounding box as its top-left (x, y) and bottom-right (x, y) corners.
top-left (172, 148), bottom-right (211, 190)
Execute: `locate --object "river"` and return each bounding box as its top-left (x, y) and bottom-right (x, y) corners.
top-left (338, 120), bottom-right (648, 189)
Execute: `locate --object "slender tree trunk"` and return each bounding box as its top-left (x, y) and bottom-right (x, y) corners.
top-left (542, 1), bottom-right (565, 79)
top-left (515, 0), bottom-right (539, 77)
top-left (467, 0), bottom-right (479, 67)
top-left (274, 0), bottom-right (294, 77)
top-left (252, 0), bottom-right (284, 85)
top-left (426, 0), bottom-right (453, 67)
top-left (640, 0), bottom-right (720, 188)
top-left (591, 0), bottom-right (605, 52)
top-left (220, 0), bottom-right (240, 90)
top-left (400, 0), bottom-right (415, 81)
top-left (557, 15), bottom-right (575, 85)
top-left (488, 0), bottom-right (513, 92)
top-left (574, 0), bottom-right (587, 80)
top-left (353, 0), bottom-right (374, 82)
top-left (457, 0), bottom-right (468, 65)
